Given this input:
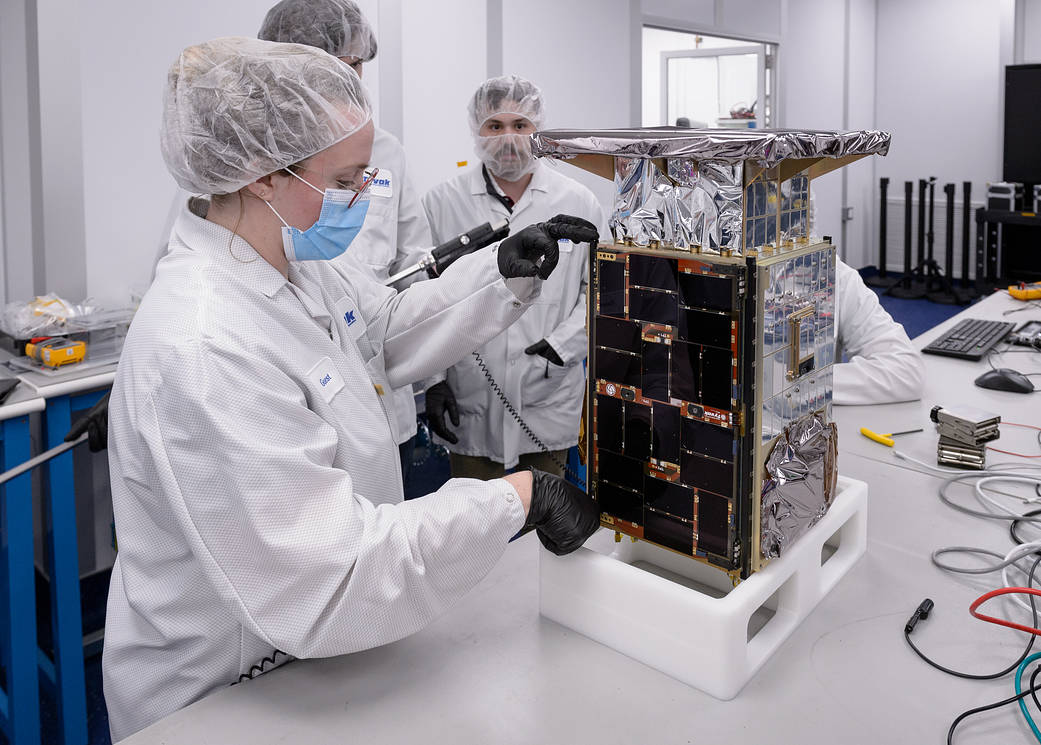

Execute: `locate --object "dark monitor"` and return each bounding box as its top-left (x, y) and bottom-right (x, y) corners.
top-left (1003, 64), bottom-right (1041, 184)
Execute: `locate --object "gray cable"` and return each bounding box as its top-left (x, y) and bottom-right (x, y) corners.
top-left (930, 465), bottom-right (1041, 580)
top-left (938, 470), bottom-right (1041, 524)
top-left (932, 546), bottom-right (1037, 575)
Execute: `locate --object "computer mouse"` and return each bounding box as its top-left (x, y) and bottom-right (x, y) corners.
top-left (974, 368), bottom-right (1035, 393)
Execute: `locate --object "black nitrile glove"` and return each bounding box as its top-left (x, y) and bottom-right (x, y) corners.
top-left (64, 391), bottom-right (110, 453)
top-left (519, 468), bottom-right (600, 556)
top-left (425, 381), bottom-right (460, 444)
top-left (524, 339), bottom-right (564, 367)
top-left (497, 214), bottom-right (599, 280)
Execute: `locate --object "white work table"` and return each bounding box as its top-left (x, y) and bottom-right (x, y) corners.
top-left (122, 290), bottom-right (1041, 745)
top-left (0, 380), bottom-right (45, 421)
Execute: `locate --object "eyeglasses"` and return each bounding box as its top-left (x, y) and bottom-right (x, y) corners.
top-left (287, 165), bottom-right (379, 208)
top-left (349, 167), bottom-right (380, 208)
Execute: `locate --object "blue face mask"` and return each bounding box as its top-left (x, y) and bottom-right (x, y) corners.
top-left (265, 169), bottom-right (371, 262)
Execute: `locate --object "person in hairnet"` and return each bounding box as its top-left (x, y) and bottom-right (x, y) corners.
top-left (258, 0), bottom-right (431, 490)
top-left (103, 38), bottom-right (600, 741)
top-left (422, 75), bottom-right (608, 480)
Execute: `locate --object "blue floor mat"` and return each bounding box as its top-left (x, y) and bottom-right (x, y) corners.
top-left (858, 267), bottom-right (979, 338)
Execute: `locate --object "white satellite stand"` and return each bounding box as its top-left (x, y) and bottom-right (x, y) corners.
top-left (539, 476), bottom-right (868, 700)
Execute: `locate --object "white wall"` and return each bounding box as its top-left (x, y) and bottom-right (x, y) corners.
top-left (502, 0), bottom-right (631, 213)
top-left (1, 0), bottom-right (43, 305)
top-left (643, 0), bottom-right (781, 40)
top-left (62, 0), bottom-right (381, 308)
top-left (0, 112), bottom-right (6, 307)
top-left (1021, 0), bottom-right (1041, 61)
top-left (400, 0), bottom-right (487, 198)
top-left (845, 0), bottom-right (879, 269)
top-left (777, 0), bottom-right (880, 266)
top-left (73, 1), bottom-right (272, 307)
top-left (779, 0), bottom-right (846, 254)
top-left (875, 0), bottom-right (1011, 210)
top-left (37, 0), bottom-right (88, 301)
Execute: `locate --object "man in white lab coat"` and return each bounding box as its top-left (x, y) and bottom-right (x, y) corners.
top-left (833, 257), bottom-right (924, 404)
top-left (422, 75), bottom-right (607, 479)
top-left (104, 39), bottom-right (601, 741)
top-left (806, 196), bottom-right (924, 404)
top-left (259, 0), bottom-right (431, 489)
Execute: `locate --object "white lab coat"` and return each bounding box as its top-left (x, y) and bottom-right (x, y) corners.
top-left (422, 161), bottom-right (607, 468)
top-left (334, 127), bottom-right (433, 444)
top-left (153, 130), bottom-right (430, 447)
top-left (834, 258), bottom-right (925, 404)
top-left (103, 200), bottom-right (536, 741)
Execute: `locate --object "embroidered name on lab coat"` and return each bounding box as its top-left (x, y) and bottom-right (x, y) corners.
top-left (307, 356), bottom-right (344, 403)
top-left (368, 169), bottom-right (393, 199)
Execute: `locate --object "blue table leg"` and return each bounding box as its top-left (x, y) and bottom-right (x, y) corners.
top-left (2, 415), bottom-right (41, 745)
top-left (43, 396), bottom-right (87, 745)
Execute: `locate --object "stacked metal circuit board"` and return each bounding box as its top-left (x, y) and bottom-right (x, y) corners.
top-left (533, 127), bottom-right (891, 580)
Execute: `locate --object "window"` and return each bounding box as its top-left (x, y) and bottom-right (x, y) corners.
top-left (642, 27), bottom-right (776, 129)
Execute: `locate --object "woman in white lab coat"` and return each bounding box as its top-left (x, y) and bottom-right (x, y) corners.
top-left (103, 38), bottom-right (600, 741)
top-left (421, 75), bottom-right (608, 479)
top-left (259, 0), bottom-right (433, 487)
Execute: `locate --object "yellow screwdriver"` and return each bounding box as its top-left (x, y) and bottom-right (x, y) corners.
top-left (859, 427), bottom-right (924, 447)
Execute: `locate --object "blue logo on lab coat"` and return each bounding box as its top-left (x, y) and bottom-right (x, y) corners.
top-left (344, 310), bottom-right (357, 326)
top-left (320, 374), bottom-right (332, 387)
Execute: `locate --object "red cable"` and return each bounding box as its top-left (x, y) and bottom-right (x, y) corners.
top-left (987, 422), bottom-right (1041, 458)
top-left (970, 587), bottom-right (1041, 636)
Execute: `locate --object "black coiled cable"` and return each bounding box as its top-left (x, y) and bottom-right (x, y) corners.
top-left (234, 649), bottom-right (288, 685)
top-left (471, 351), bottom-right (585, 486)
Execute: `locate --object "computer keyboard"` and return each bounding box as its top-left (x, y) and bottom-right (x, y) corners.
top-left (922, 318), bottom-right (1015, 360)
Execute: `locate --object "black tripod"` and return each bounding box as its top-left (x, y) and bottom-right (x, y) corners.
top-left (887, 177), bottom-right (959, 300)
top-left (926, 183), bottom-right (971, 305)
top-left (959, 181), bottom-right (981, 299)
top-left (865, 177), bottom-right (895, 287)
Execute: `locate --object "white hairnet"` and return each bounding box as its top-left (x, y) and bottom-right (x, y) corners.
top-left (160, 37), bottom-right (372, 195)
top-left (258, 0), bottom-right (377, 62)
top-left (467, 75), bottom-right (544, 135)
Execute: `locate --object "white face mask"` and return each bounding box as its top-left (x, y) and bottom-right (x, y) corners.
top-left (475, 132), bottom-right (536, 182)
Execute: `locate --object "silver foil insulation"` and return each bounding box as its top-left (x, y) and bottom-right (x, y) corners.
top-left (760, 412), bottom-right (838, 559)
top-left (532, 128), bottom-right (891, 256)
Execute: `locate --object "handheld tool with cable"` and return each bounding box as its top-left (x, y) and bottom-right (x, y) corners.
top-left (383, 218), bottom-right (510, 286)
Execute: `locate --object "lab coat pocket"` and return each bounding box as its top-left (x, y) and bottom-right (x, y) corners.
top-left (520, 353), bottom-right (570, 408)
top-left (448, 355), bottom-right (491, 406)
top-left (351, 197), bottom-right (395, 270)
top-left (535, 240), bottom-right (574, 306)
top-left (363, 195), bottom-right (393, 220)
